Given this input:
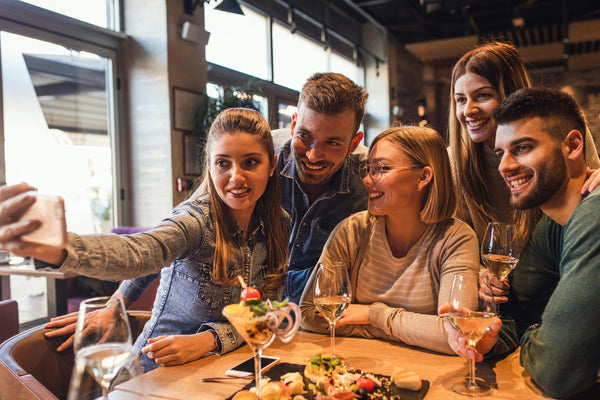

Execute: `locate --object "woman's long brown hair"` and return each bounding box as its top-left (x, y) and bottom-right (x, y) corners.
top-left (198, 108), bottom-right (287, 297)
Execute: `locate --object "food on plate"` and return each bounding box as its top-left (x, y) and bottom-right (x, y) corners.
top-left (304, 354), bottom-right (343, 383)
top-left (281, 372), bottom-right (305, 395)
top-left (356, 376), bottom-right (375, 393)
top-left (302, 354), bottom-right (423, 399)
top-left (232, 390), bottom-right (259, 400)
top-left (261, 381), bottom-right (292, 400)
top-left (391, 366), bottom-right (422, 391)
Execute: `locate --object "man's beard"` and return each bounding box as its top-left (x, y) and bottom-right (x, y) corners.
top-left (511, 148), bottom-right (567, 210)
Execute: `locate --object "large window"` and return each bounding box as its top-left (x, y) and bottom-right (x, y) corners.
top-left (1, 32), bottom-right (117, 234)
top-left (205, 4), bottom-right (269, 80)
top-left (0, 3), bottom-right (123, 233)
top-left (0, 2), bottom-right (123, 326)
top-left (204, 3), bottom-right (364, 127)
top-left (19, 0), bottom-right (119, 30)
top-left (272, 22), bottom-right (328, 91)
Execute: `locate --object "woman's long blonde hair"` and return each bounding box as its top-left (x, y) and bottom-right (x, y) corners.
top-left (370, 125), bottom-right (456, 224)
top-left (198, 108), bottom-right (287, 297)
top-left (448, 41), bottom-right (541, 242)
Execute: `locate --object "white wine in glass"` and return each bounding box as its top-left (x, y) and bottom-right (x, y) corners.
top-left (446, 273), bottom-right (497, 397)
top-left (69, 296), bottom-right (133, 400)
top-left (312, 262), bottom-right (352, 361)
top-left (481, 222), bottom-right (520, 280)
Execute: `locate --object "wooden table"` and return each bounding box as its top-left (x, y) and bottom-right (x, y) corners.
top-left (111, 330), bottom-right (549, 400)
top-left (0, 261), bottom-right (78, 322)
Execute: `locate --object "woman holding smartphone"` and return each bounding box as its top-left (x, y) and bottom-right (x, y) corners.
top-left (0, 107), bottom-right (289, 371)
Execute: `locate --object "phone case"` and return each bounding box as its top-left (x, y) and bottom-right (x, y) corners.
top-left (225, 356), bottom-right (280, 377)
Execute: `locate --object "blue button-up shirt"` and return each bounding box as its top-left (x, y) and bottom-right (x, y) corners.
top-left (276, 139), bottom-right (368, 303)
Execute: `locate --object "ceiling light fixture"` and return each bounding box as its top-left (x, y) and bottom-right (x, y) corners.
top-left (214, 0), bottom-right (244, 15)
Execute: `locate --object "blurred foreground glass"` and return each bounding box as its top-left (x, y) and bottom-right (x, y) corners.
top-left (446, 274), bottom-right (496, 396)
top-left (68, 296), bottom-right (144, 400)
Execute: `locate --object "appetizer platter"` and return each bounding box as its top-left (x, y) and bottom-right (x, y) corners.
top-left (228, 354), bottom-right (429, 400)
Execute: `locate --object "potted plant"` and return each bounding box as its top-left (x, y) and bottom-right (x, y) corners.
top-left (184, 79), bottom-right (263, 176)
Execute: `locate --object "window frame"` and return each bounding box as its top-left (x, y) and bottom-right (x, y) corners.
top-left (0, 1), bottom-right (127, 225)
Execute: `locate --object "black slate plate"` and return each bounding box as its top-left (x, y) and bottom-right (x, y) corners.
top-left (227, 362), bottom-right (430, 399)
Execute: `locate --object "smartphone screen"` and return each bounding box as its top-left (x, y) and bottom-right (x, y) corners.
top-left (225, 356), bottom-right (280, 377)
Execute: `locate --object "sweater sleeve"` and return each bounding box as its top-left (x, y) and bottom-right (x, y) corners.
top-left (368, 220), bottom-right (480, 354)
top-left (518, 193), bottom-right (600, 399)
top-left (58, 201), bottom-right (206, 280)
top-left (300, 213), bottom-right (390, 339)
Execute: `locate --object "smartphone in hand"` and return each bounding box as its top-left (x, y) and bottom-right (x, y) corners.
top-left (225, 355), bottom-right (280, 378)
top-left (18, 192), bottom-right (67, 248)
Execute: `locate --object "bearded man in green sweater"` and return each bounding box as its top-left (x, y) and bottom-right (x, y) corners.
top-left (440, 87), bottom-right (600, 399)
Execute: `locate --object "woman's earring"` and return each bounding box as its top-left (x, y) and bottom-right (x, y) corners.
top-left (269, 171), bottom-right (274, 177)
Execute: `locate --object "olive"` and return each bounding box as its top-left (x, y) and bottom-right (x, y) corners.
top-left (357, 387), bottom-right (368, 398)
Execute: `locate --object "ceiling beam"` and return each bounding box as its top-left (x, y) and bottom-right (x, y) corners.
top-left (569, 52), bottom-right (600, 70)
top-left (569, 19), bottom-right (600, 43)
top-left (405, 35), bottom-right (478, 62)
top-left (517, 43), bottom-right (563, 63)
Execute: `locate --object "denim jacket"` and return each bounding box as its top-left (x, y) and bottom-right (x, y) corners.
top-left (60, 195), bottom-right (287, 372)
top-left (276, 139), bottom-right (368, 303)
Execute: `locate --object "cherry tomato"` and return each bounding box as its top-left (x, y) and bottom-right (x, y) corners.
top-left (241, 287), bottom-right (261, 301)
top-left (356, 377), bottom-right (375, 393)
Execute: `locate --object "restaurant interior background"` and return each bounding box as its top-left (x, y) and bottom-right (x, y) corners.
top-left (1, 0), bottom-right (599, 325)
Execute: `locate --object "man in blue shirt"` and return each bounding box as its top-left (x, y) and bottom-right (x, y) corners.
top-left (276, 73), bottom-right (369, 303)
top-left (441, 87), bottom-right (600, 399)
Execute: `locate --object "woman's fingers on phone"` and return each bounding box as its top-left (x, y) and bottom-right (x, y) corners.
top-left (0, 188), bottom-right (36, 225)
top-left (0, 183), bottom-right (36, 202)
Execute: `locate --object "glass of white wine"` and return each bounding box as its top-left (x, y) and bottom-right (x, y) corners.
top-left (446, 273), bottom-right (496, 397)
top-left (481, 222), bottom-right (520, 281)
top-left (68, 296), bottom-right (134, 400)
top-left (312, 262), bottom-right (352, 361)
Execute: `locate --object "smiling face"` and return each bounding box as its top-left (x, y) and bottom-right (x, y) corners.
top-left (495, 117), bottom-right (567, 210)
top-left (363, 139), bottom-right (424, 217)
top-left (209, 131), bottom-right (275, 226)
top-left (290, 104), bottom-right (362, 198)
top-left (454, 71), bottom-right (501, 149)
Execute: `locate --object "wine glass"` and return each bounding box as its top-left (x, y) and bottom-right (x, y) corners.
top-left (69, 296), bottom-right (134, 400)
top-left (446, 273), bottom-right (497, 396)
top-left (222, 300), bottom-right (301, 399)
top-left (481, 222), bottom-right (520, 281)
top-left (311, 262), bottom-right (352, 361)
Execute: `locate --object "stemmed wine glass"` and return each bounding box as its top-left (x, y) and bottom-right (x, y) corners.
top-left (481, 222), bottom-right (520, 281)
top-left (311, 262), bottom-right (352, 362)
top-left (222, 300), bottom-right (301, 399)
top-left (69, 296), bottom-right (134, 400)
top-left (446, 273), bottom-right (497, 397)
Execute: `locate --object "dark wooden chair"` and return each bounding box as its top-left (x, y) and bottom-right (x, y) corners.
top-left (0, 311), bottom-right (151, 400)
top-left (0, 299), bottom-right (19, 344)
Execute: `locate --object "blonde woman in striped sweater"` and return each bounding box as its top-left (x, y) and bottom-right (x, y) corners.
top-left (300, 125), bottom-right (481, 354)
